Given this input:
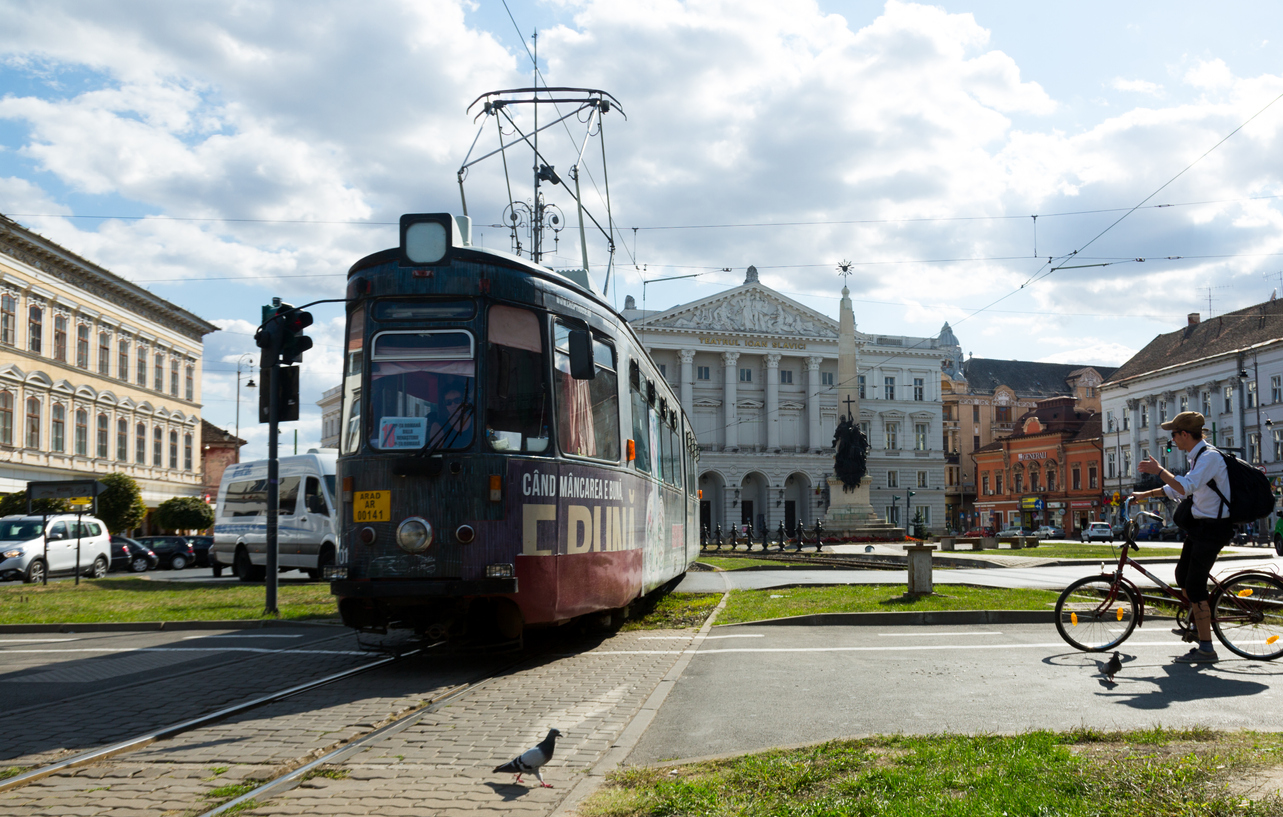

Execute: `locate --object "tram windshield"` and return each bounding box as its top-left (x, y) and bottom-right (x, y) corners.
top-left (368, 330), bottom-right (476, 450)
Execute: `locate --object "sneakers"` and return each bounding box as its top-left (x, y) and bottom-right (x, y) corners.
top-left (1174, 648), bottom-right (1218, 664)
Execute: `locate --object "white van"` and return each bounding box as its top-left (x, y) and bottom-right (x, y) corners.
top-left (211, 450), bottom-right (339, 581)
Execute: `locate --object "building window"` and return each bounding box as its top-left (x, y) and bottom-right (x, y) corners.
top-left (1123, 449), bottom-right (1132, 477)
top-left (0, 392), bottom-right (13, 445)
top-left (884, 421), bottom-right (899, 450)
top-left (153, 426), bottom-right (163, 467)
top-left (1140, 404), bottom-right (1148, 428)
top-left (1107, 451), bottom-right (1116, 479)
top-left (1224, 385), bottom-right (1233, 414)
top-left (155, 353), bottom-right (164, 391)
top-left (1201, 391), bottom-right (1211, 415)
top-left (169, 430), bottom-right (178, 469)
top-left (1248, 380), bottom-right (1257, 409)
top-left (972, 404), bottom-right (980, 422)
top-left (97, 413), bottom-right (108, 458)
top-left (51, 404), bottom-right (65, 453)
top-left (0, 294), bottom-right (14, 347)
top-left (170, 359), bottom-right (179, 397)
top-left (886, 505), bottom-right (900, 525)
top-left (1088, 466), bottom-right (1098, 489)
top-left (887, 470), bottom-right (898, 488)
top-left (860, 421), bottom-right (870, 438)
top-left (184, 433), bottom-right (193, 471)
top-left (1180, 394), bottom-right (1188, 412)
top-left (995, 473), bottom-right (1003, 494)
top-left (981, 474), bottom-right (990, 495)
top-left (24, 397), bottom-right (39, 449)
top-left (137, 346), bottom-right (147, 387)
top-left (1013, 471), bottom-right (1023, 493)
top-left (1273, 375), bottom-right (1282, 404)
top-left (1225, 435), bottom-right (1234, 451)
top-left (696, 365), bottom-right (710, 381)
top-left (136, 423), bottom-right (146, 464)
top-left (1105, 410), bottom-right (1114, 431)
top-left (780, 370), bottom-right (793, 384)
top-left (823, 372), bottom-right (835, 387)
top-left (917, 471), bottom-right (928, 488)
top-left (74, 409), bottom-right (87, 456)
top-left (1046, 468), bottom-right (1056, 492)
top-left (1275, 429), bottom-right (1283, 460)
top-left (995, 405), bottom-right (1011, 423)
top-left (119, 339), bottom-right (130, 382)
top-left (884, 377), bottom-right (895, 400)
top-left (1072, 465), bottom-right (1081, 490)
top-left (76, 325), bottom-right (89, 368)
top-left (27, 305), bottom-right (41, 354)
top-left (857, 375), bottom-right (865, 398)
top-left (739, 367), bottom-right (752, 382)
top-left (54, 316), bottom-right (67, 362)
top-left (973, 434), bottom-right (980, 451)
top-left (1158, 400), bottom-right (1166, 423)
top-left (185, 365), bottom-right (194, 401)
top-left (1029, 470), bottom-right (1040, 491)
top-left (1141, 447), bottom-right (1149, 465)
top-left (1122, 413), bottom-right (1129, 431)
top-left (1250, 432), bottom-right (1261, 463)
top-left (117, 418), bottom-right (127, 461)
top-left (658, 363), bottom-right (666, 379)
top-left (99, 332), bottom-right (111, 375)
top-left (913, 377), bottom-right (924, 401)
top-left (914, 422), bottom-right (928, 451)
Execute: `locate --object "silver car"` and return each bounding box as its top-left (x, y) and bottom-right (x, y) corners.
top-left (1080, 522), bottom-right (1114, 543)
top-left (0, 515), bottom-right (113, 583)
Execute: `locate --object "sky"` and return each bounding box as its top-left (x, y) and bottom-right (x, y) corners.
top-left (2, 0), bottom-right (1283, 460)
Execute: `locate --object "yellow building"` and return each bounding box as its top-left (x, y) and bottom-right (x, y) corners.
top-left (0, 215), bottom-right (218, 508)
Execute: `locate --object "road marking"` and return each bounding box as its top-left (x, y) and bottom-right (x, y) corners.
top-left (876, 631), bottom-right (1002, 637)
top-left (638, 634), bottom-right (762, 640)
top-left (180, 634), bottom-right (305, 640)
top-left (0, 638), bottom-right (79, 643)
top-left (0, 648), bottom-right (370, 655)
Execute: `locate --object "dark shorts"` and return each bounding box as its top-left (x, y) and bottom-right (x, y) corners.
top-left (1175, 518), bottom-right (1234, 603)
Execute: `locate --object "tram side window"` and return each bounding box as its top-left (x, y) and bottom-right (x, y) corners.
top-left (368, 330), bottom-right (476, 451)
top-left (341, 306), bottom-right (365, 455)
top-left (553, 322), bottom-right (620, 461)
top-left (486, 305), bottom-right (549, 453)
top-left (663, 418), bottom-right (681, 487)
top-left (224, 480), bottom-right (268, 517)
top-left (630, 385), bottom-right (652, 474)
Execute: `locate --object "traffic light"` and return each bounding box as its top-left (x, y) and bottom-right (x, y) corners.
top-left (254, 302), bottom-right (314, 364)
top-left (281, 309), bottom-right (314, 364)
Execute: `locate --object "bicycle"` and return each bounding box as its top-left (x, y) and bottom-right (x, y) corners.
top-left (1054, 498), bottom-right (1283, 660)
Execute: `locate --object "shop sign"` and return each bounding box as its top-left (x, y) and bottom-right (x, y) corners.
top-left (1070, 500), bottom-right (1096, 509)
top-left (1017, 452), bottom-right (1047, 461)
top-left (1047, 502), bottom-right (1065, 509)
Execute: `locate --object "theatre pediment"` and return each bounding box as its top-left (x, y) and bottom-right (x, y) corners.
top-left (641, 285), bottom-right (838, 338)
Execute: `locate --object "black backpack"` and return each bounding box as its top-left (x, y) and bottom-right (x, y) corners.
top-left (1194, 445), bottom-right (1277, 523)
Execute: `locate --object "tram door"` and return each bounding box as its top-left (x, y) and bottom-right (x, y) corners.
top-left (700, 501), bottom-right (711, 533)
top-left (784, 501), bottom-right (796, 533)
top-left (741, 501), bottom-right (754, 529)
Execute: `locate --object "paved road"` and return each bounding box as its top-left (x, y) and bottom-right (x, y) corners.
top-left (626, 621), bottom-right (1283, 765)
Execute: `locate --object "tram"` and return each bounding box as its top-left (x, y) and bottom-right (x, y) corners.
top-left (329, 212), bottom-right (699, 638)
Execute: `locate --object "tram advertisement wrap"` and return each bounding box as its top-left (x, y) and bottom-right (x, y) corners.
top-left (507, 459), bottom-right (687, 608)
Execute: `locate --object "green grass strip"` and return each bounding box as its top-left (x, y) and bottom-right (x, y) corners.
top-left (583, 728), bottom-right (1283, 816)
top-left (717, 584), bottom-right (1061, 625)
top-left (0, 577), bottom-right (336, 624)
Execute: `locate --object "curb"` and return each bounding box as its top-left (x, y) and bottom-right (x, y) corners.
top-left (0, 618), bottom-right (344, 634)
top-left (715, 609), bottom-right (1056, 627)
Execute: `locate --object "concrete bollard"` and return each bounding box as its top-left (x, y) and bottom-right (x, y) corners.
top-left (939, 536), bottom-right (956, 552)
top-left (981, 536), bottom-right (998, 550)
top-left (906, 545), bottom-right (936, 595)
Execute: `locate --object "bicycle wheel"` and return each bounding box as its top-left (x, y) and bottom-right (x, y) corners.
top-left (1055, 575), bottom-right (1139, 652)
top-left (1211, 572), bottom-right (1283, 660)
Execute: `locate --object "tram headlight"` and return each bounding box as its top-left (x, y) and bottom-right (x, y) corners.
top-left (396, 517), bottom-right (433, 554)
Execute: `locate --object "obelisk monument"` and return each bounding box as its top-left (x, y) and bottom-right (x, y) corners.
top-left (826, 280), bottom-right (901, 538)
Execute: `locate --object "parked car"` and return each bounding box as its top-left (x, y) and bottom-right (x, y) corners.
top-left (134, 536), bottom-right (197, 570)
top-left (962, 527), bottom-right (994, 538)
top-left (0, 515), bottom-right (113, 583)
top-left (1000, 526), bottom-right (1033, 537)
top-left (1081, 522), bottom-right (1114, 543)
top-left (1034, 525), bottom-right (1064, 540)
top-left (186, 535), bottom-right (213, 567)
top-left (110, 535), bottom-right (158, 573)
top-left (1158, 525), bottom-right (1183, 542)
top-left (1135, 521), bottom-right (1162, 541)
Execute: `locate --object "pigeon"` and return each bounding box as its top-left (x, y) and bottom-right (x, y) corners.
top-left (494, 728), bottom-right (561, 787)
top-left (1104, 651), bottom-right (1122, 683)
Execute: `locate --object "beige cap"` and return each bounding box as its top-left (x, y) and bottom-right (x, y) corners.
top-left (1160, 410), bottom-right (1205, 434)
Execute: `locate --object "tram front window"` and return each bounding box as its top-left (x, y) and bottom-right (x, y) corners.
top-left (485, 305), bottom-right (550, 453)
top-left (368, 330), bottom-right (476, 451)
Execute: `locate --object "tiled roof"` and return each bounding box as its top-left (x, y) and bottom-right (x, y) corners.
top-left (961, 358), bottom-right (1117, 397)
top-left (1105, 298), bottom-right (1283, 385)
top-left (200, 419), bottom-right (245, 447)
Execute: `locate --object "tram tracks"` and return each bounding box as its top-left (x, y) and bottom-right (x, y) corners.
top-left (0, 640), bottom-right (429, 795)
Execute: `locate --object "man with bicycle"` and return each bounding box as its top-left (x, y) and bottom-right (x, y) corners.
top-left (1134, 411), bottom-right (1233, 663)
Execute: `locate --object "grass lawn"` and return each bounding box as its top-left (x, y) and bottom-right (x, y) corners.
top-left (622, 592), bottom-right (721, 631)
top-left (695, 556), bottom-right (796, 571)
top-left (0, 577), bottom-right (337, 624)
top-left (717, 584), bottom-right (1061, 625)
top-left (1028, 541), bottom-right (1185, 559)
top-left (582, 728), bottom-right (1283, 817)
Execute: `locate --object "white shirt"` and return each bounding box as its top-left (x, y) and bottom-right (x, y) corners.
top-left (1162, 439), bottom-right (1231, 519)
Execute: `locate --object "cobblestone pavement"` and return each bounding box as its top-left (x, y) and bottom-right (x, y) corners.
top-left (0, 628), bottom-right (697, 816)
top-left (0, 627), bottom-right (384, 767)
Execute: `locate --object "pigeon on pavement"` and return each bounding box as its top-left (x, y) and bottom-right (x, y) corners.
top-left (494, 728), bottom-right (562, 788)
top-left (1104, 651), bottom-right (1122, 682)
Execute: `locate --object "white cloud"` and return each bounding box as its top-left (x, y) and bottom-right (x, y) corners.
top-left (1111, 78), bottom-right (1163, 95)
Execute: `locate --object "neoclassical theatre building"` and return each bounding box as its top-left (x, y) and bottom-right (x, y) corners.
top-left (624, 267), bottom-right (955, 536)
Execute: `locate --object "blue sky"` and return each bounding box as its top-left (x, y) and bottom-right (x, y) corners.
top-left (1, 0), bottom-right (1282, 459)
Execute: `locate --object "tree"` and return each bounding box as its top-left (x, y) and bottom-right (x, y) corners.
top-left (0, 493), bottom-right (69, 517)
top-left (153, 496), bottom-right (214, 532)
top-left (97, 472), bottom-right (147, 534)
top-left (911, 507), bottom-right (926, 539)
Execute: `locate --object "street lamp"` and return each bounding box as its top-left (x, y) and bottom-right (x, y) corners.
top-left (906, 489), bottom-right (917, 536)
top-left (235, 353), bottom-right (256, 441)
top-left (892, 495), bottom-right (900, 527)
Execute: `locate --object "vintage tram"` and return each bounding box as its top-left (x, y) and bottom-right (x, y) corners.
top-left (329, 212), bottom-right (700, 639)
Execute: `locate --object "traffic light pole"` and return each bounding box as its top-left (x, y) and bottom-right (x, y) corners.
top-left (265, 356), bottom-right (280, 617)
